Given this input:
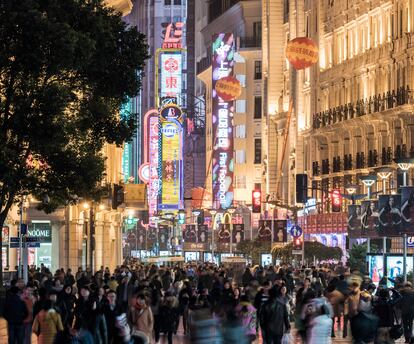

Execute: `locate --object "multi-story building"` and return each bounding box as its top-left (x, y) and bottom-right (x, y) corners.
top-left (263, 0), bottom-right (414, 252)
top-left (197, 0), bottom-right (262, 232)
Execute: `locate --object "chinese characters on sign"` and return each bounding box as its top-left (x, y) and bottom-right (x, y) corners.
top-left (212, 33), bottom-right (235, 210)
top-left (162, 22), bottom-right (184, 49)
top-left (159, 110), bottom-right (183, 211)
top-left (148, 114), bottom-right (160, 222)
top-left (161, 53), bottom-right (183, 99)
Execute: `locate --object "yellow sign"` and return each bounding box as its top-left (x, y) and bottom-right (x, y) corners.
top-left (161, 121), bottom-right (182, 208)
top-left (124, 184), bottom-right (147, 208)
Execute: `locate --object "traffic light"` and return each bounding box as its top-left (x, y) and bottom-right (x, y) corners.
top-left (296, 174), bottom-right (308, 204)
top-left (112, 184), bottom-right (124, 210)
top-left (178, 211), bottom-right (186, 225)
top-left (331, 189), bottom-right (342, 212)
top-left (293, 236), bottom-right (303, 251)
top-left (252, 190), bottom-right (261, 213)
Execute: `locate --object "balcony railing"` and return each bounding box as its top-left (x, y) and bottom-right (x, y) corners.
top-left (313, 86), bottom-right (411, 129)
top-left (196, 55), bottom-right (212, 75)
top-left (237, 36), bottom-right (262, 49)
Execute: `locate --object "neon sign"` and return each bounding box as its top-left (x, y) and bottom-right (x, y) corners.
top-left (162, 22), bottom-right (184, 49)
top-left (212, 33), bottom-right (235, 210)
top-left (160, 53), bottom-right (182, 99)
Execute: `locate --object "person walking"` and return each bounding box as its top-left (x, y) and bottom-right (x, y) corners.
top-left (32, 300), bottom-right (64, 344)
top-left (259, 287), bottom-right (291, 344)
top-left (159, 292), bottom-right (179, 344)
top-left (400, 282), bottom-right (414, 343)
top-left (128, 293), bottom-right (154, 343)
top-left (235, 295), bottom-right (257, 343)
top-left (21, 286), bottom-right (34, 344)
top-left (4, 286), bottom-right (28, 344)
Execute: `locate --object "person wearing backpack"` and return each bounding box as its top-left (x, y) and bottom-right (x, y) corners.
top-left (259, 286), bottom-right (290, 344)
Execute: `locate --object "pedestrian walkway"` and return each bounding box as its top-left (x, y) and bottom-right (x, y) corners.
top-left (0, 316), bottom-right (407, 343)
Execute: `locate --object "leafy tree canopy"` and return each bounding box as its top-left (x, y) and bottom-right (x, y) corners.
top-left (272, 241), bottom-right (343, 264)
top-left (0, 0), bottom-right (149, 223)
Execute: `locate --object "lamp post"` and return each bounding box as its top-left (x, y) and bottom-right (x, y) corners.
top-left (396, 158), bottom-right (414, 282)
top-left (228, 208), bottom-right (236, 255)
top-left (360, 175), bottom-right (377, 253)
top-left (152, 214), bottom-right (160, 256)
top-left (377, 167), bottom-right (394, 268)
top-left (209, 209), bottom-right (217, 262)
top-left (192, 209), bottom-right (201, 259)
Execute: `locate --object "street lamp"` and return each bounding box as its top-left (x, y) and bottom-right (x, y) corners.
top-left (227, 208), bottom-right (236, 255)
top-left (395, 158), bottom-right (414, 282)
top-left (209, 209), bottom-right (217, 262)
top-left (360, 175), bottom-right (377, 199)
top-left (345, 184), bottom-right (358, 204)
top-left (152, 213), bottom-right (160, 255)
top-left (376, 167), bottom-right (394, 270)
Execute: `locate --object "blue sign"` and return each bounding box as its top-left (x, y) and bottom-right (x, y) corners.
top-left (290, 224), bottom-right (303, 238)
top-left (9, 242), bottom-right (20, 248)
top-left (26, 237), bottom-right (41, 243)
top-left (408, 236), bottom-right (414, 248)
top-left (27, 242), bottom-right (40, 248)
top-left (10, 237), bottom-right (20, 243)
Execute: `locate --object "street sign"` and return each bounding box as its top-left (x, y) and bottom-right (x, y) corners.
top-left (290, 224), bottom-right (303, 238)
top-left (292, 250), bottom-right (303, 255)
top-left (26, 237), bottom-right (41, 243)
top-left (10, 237), bottom-right (20, 243)
top-left (408, 236), bottom-right (414, 248)
top-left (9, 242), bottom-right (40, 248)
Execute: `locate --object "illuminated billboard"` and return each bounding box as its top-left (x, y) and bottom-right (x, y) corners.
top-left (159, 104), bottom-right (184, 211)
top-left (148, 114), bottom-right (160, 220)
top-left (160, 53), bottom-right (182, 99)
top-left (212, 33), bottom-right (235, 210)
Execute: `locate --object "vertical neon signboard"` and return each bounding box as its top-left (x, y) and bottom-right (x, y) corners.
top-left (158, 104), bottom-right (184, 211)
top-left (160, 53), bottom-right (183, 99)
top-left (212, 33), bottom-right (235, 210)
top-left (121, 100), bottom-right (132, 183)
top-left (148, 113), bottom-right (160, 221)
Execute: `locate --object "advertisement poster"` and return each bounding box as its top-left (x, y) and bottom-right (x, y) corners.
top-left (347, 205), bottom-right (362, 238)
top-left (258, 220), bottom-right (272, 242)
top-left (158, 225), bottom-right (170, 250)
top-left (361, 200), bottom-right (380, 238)
top-left (273, 220), bottom-right (287, 243)
top-left (401, 186), bottom-right (414, 234)
top-left (261, 254), bottom-right (272, 266)
top-left (386, 256), bottom-right (413, 280)
top-left (197, 224), bottom-right (209, 244)
top-left (232, 224), bottom-right (244, 244)
top-left (217, 224), bottom-right (231, 243)
top-left (183, 224), bottom-right (197, 243)
top-left (378, 195), bottom-right (402, 236)
top-left (368, 255), bottom-right (384, 284)
top-left (211, 33), bottom-right (235, 210)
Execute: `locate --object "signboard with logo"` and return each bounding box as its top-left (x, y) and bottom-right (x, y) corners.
top-left (162, 22), bottom-right (184, 49)
top-left (2, 226), bottom-right (9, 245)
top-left (160, 53), bottom-right (182, 100)
top-left (28, 223), bottom-right (52, 243)
top-left (212, 33), bottom-right (235, 210)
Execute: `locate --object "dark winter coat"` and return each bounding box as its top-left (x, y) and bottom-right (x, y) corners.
top-left (259, 298), bottom-right (290, 336)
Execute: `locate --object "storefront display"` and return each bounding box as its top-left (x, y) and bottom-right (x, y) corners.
top-left (28, 222), bottom-right (52, 268)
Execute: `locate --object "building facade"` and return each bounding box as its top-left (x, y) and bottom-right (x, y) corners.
top-left (262, 0), bottom-right (414, 252)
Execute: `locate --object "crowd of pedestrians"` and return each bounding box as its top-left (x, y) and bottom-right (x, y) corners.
top-left (2, 260), bottom-right (414, 344)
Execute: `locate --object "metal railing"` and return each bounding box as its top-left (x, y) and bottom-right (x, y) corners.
top-left (313, 86), bottom-right (411, 129)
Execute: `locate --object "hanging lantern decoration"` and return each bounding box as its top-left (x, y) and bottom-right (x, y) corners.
top-left (285, 37), bottom-right (319, 70)
top-left (215, 75), bottom-right (242, 101)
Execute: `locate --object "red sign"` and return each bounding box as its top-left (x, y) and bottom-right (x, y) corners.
top-left (162, 22), bottom-right (184, 49)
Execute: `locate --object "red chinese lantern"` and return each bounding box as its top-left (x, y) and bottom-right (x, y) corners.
top-left (215, 76), bottom-right (242, 101)
top-left (285, 37), bottom-right (319, 70)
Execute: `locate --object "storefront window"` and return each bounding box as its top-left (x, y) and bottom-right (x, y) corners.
top-left (28, 222), bottom-right (52, 268)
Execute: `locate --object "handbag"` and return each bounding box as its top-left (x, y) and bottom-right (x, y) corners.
top-left (390, 309), bottom-right (403, 340)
